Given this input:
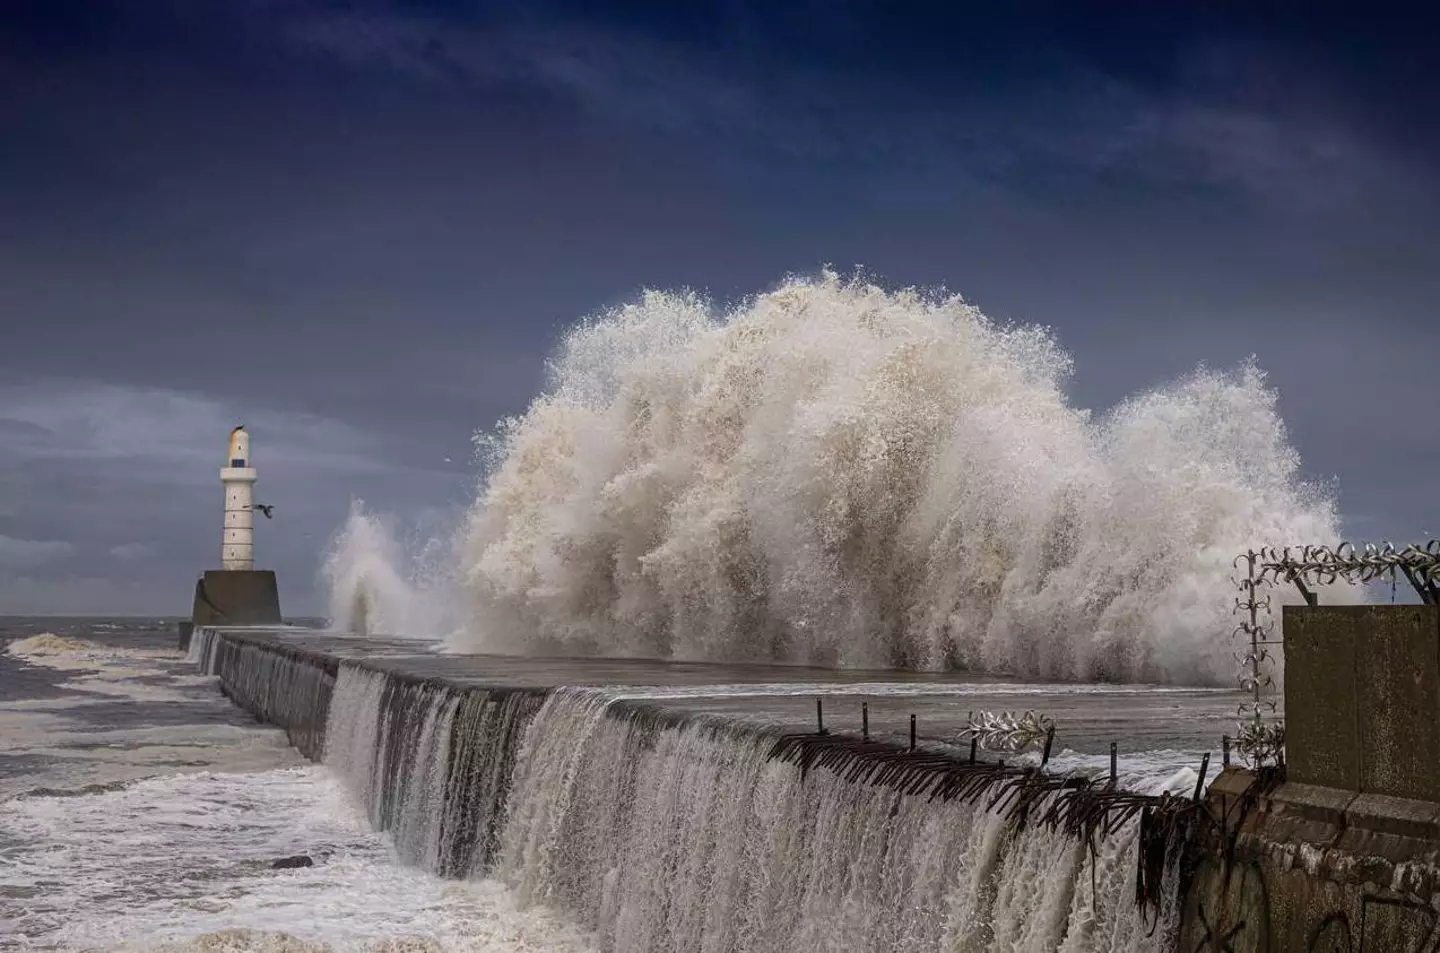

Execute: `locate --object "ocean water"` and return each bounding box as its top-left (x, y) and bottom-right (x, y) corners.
top-left (0, 618), bottom-right (595, 953)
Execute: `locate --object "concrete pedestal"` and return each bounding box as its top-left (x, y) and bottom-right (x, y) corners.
top-left (1284, 604), bottom-right (1440, 801)
top-left (191, 569), bottom-right (282, 628)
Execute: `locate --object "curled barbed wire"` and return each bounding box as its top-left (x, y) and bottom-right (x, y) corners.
top-left (1256, 540), bottom-right (1440, 592)
top-left (1232, 550), bottom-right (1284, 768)
top-left (1233, 720), bottom-right (1286, 768)
top-left (963, 710), bottom-right (1056, 753)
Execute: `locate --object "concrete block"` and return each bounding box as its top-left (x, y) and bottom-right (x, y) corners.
top-left (1355, 605), bottom-right (1440, 802)
top-left (1283, 605), bottom-right (1361, 790)
top-left (1256, 782), bottom-right (1355, 848)
top-left (1206, 766), bottom-right (1263, 838)
top-left (1343, 792), bottom-right (1440, 843)
top-left (191, 569), bottom-right (282, 627)
top-left (1208, 765), bottom-right (1258, 799)
top-left (1283, 604), bottom-right (1440, 800)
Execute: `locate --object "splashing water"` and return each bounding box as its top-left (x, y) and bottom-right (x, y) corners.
top-left (435, 271), bottom-right (1352, 684)
top-left (319, 272), bottom-right (1349, 681)
top-left (320, 501), bottom-right (459, 638)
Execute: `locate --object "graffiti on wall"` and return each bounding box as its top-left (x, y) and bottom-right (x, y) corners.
top-left (1189, 855), bottom-right (1440, 953)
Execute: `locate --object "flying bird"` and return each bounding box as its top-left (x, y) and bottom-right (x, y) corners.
top-left (252, 504), bottom-right (275, 519)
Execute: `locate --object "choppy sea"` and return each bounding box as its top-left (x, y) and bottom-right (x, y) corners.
top-left (0, 617), bottom-right (594, 953)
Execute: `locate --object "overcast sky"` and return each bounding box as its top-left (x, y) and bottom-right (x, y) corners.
top-left (2, 1), bottom-right (1437, 616)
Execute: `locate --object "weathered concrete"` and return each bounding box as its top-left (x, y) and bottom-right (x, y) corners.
top-left (1284, 606), bottom-right (1362, 791)
top-left (1284, 605), bottom-right (1440, 801)
top-left (1180, 770), bottom-right (1440, 953)
top-left (190, 569), bottom-right (282, 628)
top-left (204, 629), bottom-right (334, 759)
top-left (187, 626), bottom-right (1243, 756)
top-left (1179, 605), bottom-right (1440, 952)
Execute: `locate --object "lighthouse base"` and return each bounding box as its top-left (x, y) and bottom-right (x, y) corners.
top-left (186, 570), bottom-right (283, 646)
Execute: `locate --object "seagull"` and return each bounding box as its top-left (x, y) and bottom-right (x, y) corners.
top-left (252, 504), bottom-right (275, 519)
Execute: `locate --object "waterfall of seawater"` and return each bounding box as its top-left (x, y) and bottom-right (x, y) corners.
top-left (322, 664), bottom-right (543, 877)
top-left (495, 689), bottom-right (1180, 953)
top-left (324, 271), bottom-right (1352, 683)
top-left (198, 633), bottom-right (1183, 953)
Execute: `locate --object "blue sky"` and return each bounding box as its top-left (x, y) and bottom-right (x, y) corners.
top-left (2, 1), bottom-right (1437, 614)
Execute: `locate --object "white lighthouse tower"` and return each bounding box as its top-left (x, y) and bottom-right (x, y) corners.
top-left (221, 426), bottom-right (258, 570)
top-left (181, 425), bottom-right (282, 646)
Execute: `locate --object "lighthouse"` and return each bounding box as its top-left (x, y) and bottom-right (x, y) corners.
top-left (181, 425), bottom-right (283, 646)
top-left (221, 426), bottom-right (258, 570)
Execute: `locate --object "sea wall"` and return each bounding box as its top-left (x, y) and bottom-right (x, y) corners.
top-left (1177, 605), bottom-right (1440, 952)
top-left (201, 628), bottom-right (334, 760)
top-left (189, 607), bottom-right (1440, 953)
top-left (1179, 769), bottom-right (1440, 952)
top-left (190, 626), bottom-right (1185, 953)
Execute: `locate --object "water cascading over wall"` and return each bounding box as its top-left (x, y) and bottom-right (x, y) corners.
top-left (196, 629), bottom-right (1185, 953)
top-left (193, 629), bottom-right (335, 760)
top-left (323, 666), bottom-right (543, 876)
top-left (497, 690), bottom-right (1181, 953)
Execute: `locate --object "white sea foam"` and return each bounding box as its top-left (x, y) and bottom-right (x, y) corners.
top-left (322, 272), bottom-right (1353, 683)
top-left (6, 630), bottom-right (192, 702)
top-left (4, 632), bottom-right (592, 952)
top-left (1, 632), bottom-right (301, 801)
top-left (0, 767), bottom-right (596, 953)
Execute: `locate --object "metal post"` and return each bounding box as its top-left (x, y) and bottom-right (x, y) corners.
top-left (1222, 735), bottom-right (1231, 767)
top-left (909, 713), bottom-right (916, 752)
top-left (1040, 725), bottom-right (1055, 768)
top-left (1246, 552), bottom-right (1263, 735)
top-left (1235, 549), bottom-right (1272, 763)
top-left (861, 701), bottom-right (869, 742)
top-left (1193, 752), bottom-right (1211, 802)
top-left (1109, 742), bottom-right (1117, 786)
top-left (816, 697), bottom-right (827, 736)
top-left (969, 736), bottom-right (978, 763)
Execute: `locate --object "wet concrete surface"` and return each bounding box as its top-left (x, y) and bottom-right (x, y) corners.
top-left (213, 626), bottom-right (1261, 761)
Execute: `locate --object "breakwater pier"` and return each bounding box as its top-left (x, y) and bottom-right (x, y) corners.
top-left (189, 602), bottom-right (1440, 953)
top-left (190, 625), bottom-right (1230, 951)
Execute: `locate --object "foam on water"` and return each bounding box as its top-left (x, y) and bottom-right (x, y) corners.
top-left (1, 631), bottom-right (300, 800)
top-left (0, 767), bottom-right (595, 953)
top-left (7, 634), bottom-right (100, 656)
top-left (6, 633), bottom-right (188, 694)
top-left (322, 272), bottom-right (1351, 683)
top-left (2, 626), bottom-right (599, 953)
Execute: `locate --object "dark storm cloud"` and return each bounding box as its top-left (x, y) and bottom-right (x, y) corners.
top-left (2, 1), bottom-right (1437, 613)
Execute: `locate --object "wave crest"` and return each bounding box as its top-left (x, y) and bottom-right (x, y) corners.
top-left (375, 272), bottom-right (1347, 683)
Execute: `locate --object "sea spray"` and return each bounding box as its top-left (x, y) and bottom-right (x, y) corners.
top-left (321, 499), bottom-right (461, 638)
top-left (452, 271), bottom-right (1350, 683)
